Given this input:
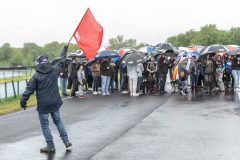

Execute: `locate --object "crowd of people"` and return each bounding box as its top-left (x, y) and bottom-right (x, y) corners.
top-left (59, 51), bottom-right (240, 98)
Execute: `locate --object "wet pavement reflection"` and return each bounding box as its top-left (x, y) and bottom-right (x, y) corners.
top-left (1, 88), bottom-right (240, 160)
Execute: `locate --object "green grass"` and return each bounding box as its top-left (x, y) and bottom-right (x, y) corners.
top-left (0, 95), bottom-right (37, 115)
top-left (0, 90), bottom-right (71, 115)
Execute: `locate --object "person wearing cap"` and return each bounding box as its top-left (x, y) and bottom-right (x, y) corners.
top-left (20, 45), bottom-right (72, 153)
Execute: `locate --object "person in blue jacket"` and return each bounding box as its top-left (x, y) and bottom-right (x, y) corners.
top-left (20, 45), bottom-right (72, 153)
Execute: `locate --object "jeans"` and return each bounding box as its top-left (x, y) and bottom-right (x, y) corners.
top-left (93, 76), bottom-right (100, 92)
top-left (191, 75), bottom-right (197, 88)
top-left (60, 78), bottom-right (68, 94)
top-left (232, 70), bottom-right (240, 89)
top-left (38, 110), bottom-right (69, 148)
top-left (101, 76), bottom-right (110, 94)
top-left (137, 77), bottom-right (143, 92)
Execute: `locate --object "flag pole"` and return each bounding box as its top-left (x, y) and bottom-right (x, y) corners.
top-left (67, 34), bottom-right (74, 47)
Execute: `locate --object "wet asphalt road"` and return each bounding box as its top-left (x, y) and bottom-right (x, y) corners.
top-left (1, 87), bottom-right (240, 160)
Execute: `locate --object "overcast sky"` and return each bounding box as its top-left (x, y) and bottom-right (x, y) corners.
top-left (1, 0), bottom-right (240, 47)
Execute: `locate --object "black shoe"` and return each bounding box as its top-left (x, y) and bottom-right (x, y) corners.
top-left (65, 141), bottom-right (72, 148)
top-left (63, 93), bottom-right (68, 96)
top-left (40, 147), bottom-right (56, 153)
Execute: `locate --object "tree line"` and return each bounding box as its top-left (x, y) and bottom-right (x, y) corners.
top-left (1, 24), bottom-right (239, 67)
top-left (0, 42), bottom-right (79, 67)
top-left (0, 35), bottom-right (147, 67)
top-left (167, 24), bottom-right (240, 47)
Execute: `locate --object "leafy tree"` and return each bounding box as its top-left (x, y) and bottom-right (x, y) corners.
top-left (0, 43), bottom-right (12, 60)
top-left (109, 35), bottom-right (147, 50)
top-left (167, 24), bottom-right (240, 47)
top-left (22, 43), bottom-right (43, 65)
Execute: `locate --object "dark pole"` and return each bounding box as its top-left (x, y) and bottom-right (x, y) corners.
top-left (5, 82), bottom-right (7, 98)
top-left (12, 80), bottom-right (16, 98)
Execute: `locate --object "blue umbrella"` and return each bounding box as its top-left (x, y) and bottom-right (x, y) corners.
top-left (177, 51), bottom-right (201, 58)
top-left (95, 50), bottom-right (119, 59)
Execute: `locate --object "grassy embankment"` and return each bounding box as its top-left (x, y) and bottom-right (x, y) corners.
top-left (0, 77), bottom-right (70, 115)
top-left (0, 74), bottom-right (33, 115)
top-left (0, 95), bottom-right (36, 115)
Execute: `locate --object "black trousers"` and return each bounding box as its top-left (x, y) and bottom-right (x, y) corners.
top-left (159, 74), bottom-right (167, 92)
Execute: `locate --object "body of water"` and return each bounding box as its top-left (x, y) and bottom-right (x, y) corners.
top-left (0, 79), bottom-right (61, 99)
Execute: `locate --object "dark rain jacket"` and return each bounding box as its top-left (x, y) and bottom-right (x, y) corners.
top-left (21, 46), bottom-right (67, 114)
top-left (158, 58), bottom-right (169, 75)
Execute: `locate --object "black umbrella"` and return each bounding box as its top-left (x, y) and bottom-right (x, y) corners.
top-left (122, 50), bottom-right (148, 65)
top-left (199, 51), bottom-right (216, 60)
top-left (153, 43), bottom-right (178, 51)
top-left (68, 50), bottom-right (86, 58)
top-left (226, 48), bottom-right (240, 56)
top-left (50, 58), bottom-right (72, 66)
top-left (200, 44), bottom-right (228, 54)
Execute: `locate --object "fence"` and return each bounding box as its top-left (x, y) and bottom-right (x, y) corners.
top-left (0, 80), bottom-right (28, 99)
top-left (0, 66), bottom-right (35, 80)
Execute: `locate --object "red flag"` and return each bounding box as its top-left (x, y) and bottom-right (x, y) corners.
top-left (73, 8), bottom-right (103, 60)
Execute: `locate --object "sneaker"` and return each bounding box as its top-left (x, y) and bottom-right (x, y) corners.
top-left (106, 92), bottom-right (110, 96)
top-left (40, 147), bottom-right (56, 153)
top-left (98, 91), bottom-right (102, 94)
top-left (102, 93), bottom-right (106, 96)
top-left (132, 93), bottom-right (139, 97)
top-left (180, 90), bottom-right (187, 96)
top-left (93, 91), bottom-right (98, 95)
top-left (65, 141), bottom-right (72, 148)
top-left (122, 90), bottom-right (128, 94)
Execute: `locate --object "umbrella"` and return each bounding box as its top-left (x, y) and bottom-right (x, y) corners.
top-left (226, 48), bottom-right (240, 56)
top-left (153, 43), bottom-right (178, 51)
top-left (199, 51), bottom-right (216, 60)
top-left (68, 50), bottom-right (86, 58)
top-left (121, 50), bottom-right (148, 65)
top-left (200, 44), bottom-right (229, 54)
top-left (163, 49), bottom-right (178, 57)
top-left (95, 50), bottom-right (119, 59)
top-left (178, 57), bottom-right (195, 71)
top-left (50, 58), bottom-right (72, 66)
top-left (177, 51), bottom-right (200, 58)
top-left (118, 48), bottom-right (134, 56)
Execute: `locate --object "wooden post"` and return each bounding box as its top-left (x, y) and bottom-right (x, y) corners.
top-left (4, 82), bottom-right (7, 98)
top-left (12, 70), bottom-right (14, 79)
top-left (12, 80), bottom-right (16, 98)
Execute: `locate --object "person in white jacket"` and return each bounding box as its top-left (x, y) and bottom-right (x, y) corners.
top-left (127, 64), bottom-right (139, 96)
top-left (77, 64), bottom-right (86, 99)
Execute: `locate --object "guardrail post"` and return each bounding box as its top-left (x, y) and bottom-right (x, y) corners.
top-left (4, 82), bottom-right (7, 98)
top-left (12, 80), bottom-right (16, 98)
